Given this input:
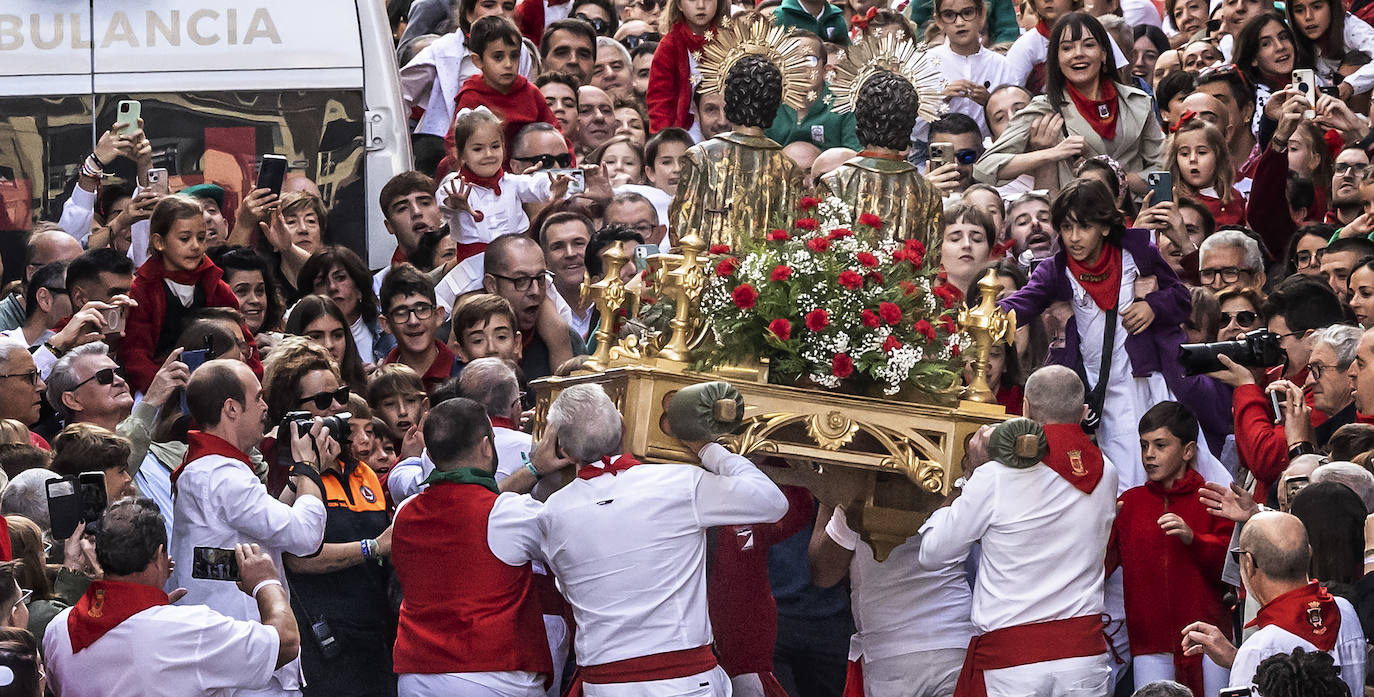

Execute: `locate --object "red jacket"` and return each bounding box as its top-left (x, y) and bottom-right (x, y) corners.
top-left (452, 74), bottom-right (559, 169)
top-left (1111, 469), bottom-right (1232, 694)
top-left (647, 22), bottom-right (710, 133)
top-left (119, 255), bottom-right (261, 393)
top-left (1233, 382), bottom-right (1322, 503)
top-left (1195, 187), bottom-right (1246, 228)
top-left (513, 0), bottom-right (569, 45)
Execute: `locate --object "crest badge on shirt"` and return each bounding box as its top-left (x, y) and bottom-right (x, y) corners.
top-left (810, 125), bottom-right (825, 145)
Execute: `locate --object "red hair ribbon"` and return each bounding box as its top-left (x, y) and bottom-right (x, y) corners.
top-left (1169, 110), bottom-right (1197, 134)
top-left (851, 6), bottom-right (878, 31)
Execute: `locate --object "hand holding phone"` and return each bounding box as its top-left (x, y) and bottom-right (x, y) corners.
top-left (1292, 69), bottom-right (1318, 118)
top-left (192, 546), bottom-right (241, 581)
top-left (147, 168), bottom-right (170, 197)
top-left (929, 141), bottom-right (954, 168)
top-left (47, 478), bottom-right (83, 540)
top-left (257, 155), bottom-right (289, 197)
top-left (115, 100), bottom-right (141, 132)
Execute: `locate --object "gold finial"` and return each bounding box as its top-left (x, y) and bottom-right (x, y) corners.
top-left (657, 232), bottom-right (708, 363)
top-left (828, 32), bottom-right (945, 121)
top-left (695, 12), bottom-right (814, 113)
top-left (957, 269), bottom-right (1016, 403)
top-left (584, 244), bottom-right (632, 372)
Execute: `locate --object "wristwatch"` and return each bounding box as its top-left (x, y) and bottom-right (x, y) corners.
top-left (953, 476), bottom-right (968, 489)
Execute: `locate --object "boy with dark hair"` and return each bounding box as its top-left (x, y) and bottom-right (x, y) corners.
top-left (1112, 401), bottom-right (1233, 696)
top-left (378, 171), bottom-right (441, 269)
top-left (643, 127), bottom-right (695, 197)
top-left (455, 16), bottom-right (560, 166)
top-left (450, 294), bottom-right (524, 362)
top-left (366, 363), bottom-right (430, 443)
top-left (536, 71), bottom-right (581, 138)
top-left (380, 264), bottom-right (459, 394)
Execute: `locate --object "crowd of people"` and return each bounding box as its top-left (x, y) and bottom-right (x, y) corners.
top-left (9, 0), bottom-right (1374, 694)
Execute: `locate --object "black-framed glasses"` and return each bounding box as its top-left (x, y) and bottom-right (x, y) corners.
top-left (1309, 362), bottom-right (1341, 379)
top-left (1220, 310), bottom-right (1258, 326)
top-left (73, 367), bottom-right (117, 390)
top-left (298, 385), bottom-right (350, 411)
top-left (574, 13), bottom-right (610, 33)
top-left (492, 271), bottom-right (552, 292)
top-left (1335, 162), bottom-right (1369, 176)
top-left (387, 302), bottom-right (436, 324)
top-left (1295, 249), bottom-right (1322, 269)
top-left (620, 32), bottom-right (661, 50)
top-left (0, 369), bottom-right (39, 386)
top-left (955, 149), bottom-right (979, 165)
top-left (512, 152), bottom-right (573, 169)
top-left (1199, 266), bottom-right (1253, 284)
top-left (1229, 546), bottom-right (1252, 565)
top-left (938, 6), bottom-right (981, 22)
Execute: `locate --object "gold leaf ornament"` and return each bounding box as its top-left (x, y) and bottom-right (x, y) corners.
top-left (828, 31), bottom-right (945, 122)
top-left (695, 12), bottom-right (814, 113)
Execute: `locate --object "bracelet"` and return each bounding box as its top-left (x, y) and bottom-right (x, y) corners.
top-left (251, 579), bottom-right (283, 598)
top-left (360, 538), bottom-right (372, 562)
top-left (80, 156), bottom-right (105, 180)
top-left (89, 151), bottom-right (108, 169)
top-left (1288, 442), bottom-right (1318, 458)
top-left (524, 461), bottom-right (542, 480)
top-left (43, 341), bottom-right (65, 358)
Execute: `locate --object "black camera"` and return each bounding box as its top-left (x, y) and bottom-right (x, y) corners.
top-left (284, 410), bottom-right (351, 444)
top-left (1178, 329), bottom-right (1285, 376)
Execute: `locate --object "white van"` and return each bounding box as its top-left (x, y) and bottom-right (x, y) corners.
top-left (0, 0), bottom-right (412, 269)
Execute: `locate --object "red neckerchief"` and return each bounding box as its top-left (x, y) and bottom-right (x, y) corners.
top-left (671, 21), bottom-right (711, 54)
top-left (142, 253), bottom-right (218, 287)
top-left (1066, 243), bottom-right (1122, 311)
top-left (857, 149), bottom-right (904, 161)
top-left (170, 430), bottom-right (255, 490)
top-left (391, 247), bottom-right (408, 267)
top-left (67, 580), bottom-right (168, 653)
top-left (1066, 81), bottom-right (1119, 141)
top-left (1358, 412), bottom-right (1374, 425)
top-left (1246, 581), bottom-right (1342, 651)
top-left (1144, 466), bottom-right (1204, 499)
top-left (460, 165), bottom-right (505, 196)
top-left (490, 416), bottom-right (517, 430)
top-left (1035, 19), bottom-right (1051, 36)
top-left (577, 453), bottom-right (643, 480)
top-left (990, 238), bottom-right (1016, 258)
top-left (1040, 423), bottom-right (1104, 494)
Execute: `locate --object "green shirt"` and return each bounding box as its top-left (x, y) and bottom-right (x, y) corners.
top-left (766, 86), bottom-right (860, 151)
top-left (906, 0), bottom-right (1019, 45)
top-left (772, 0), bottom-right (851, 44)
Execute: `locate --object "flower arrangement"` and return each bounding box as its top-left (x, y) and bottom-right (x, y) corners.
top-left (696, 196), bottom-right (967, 398)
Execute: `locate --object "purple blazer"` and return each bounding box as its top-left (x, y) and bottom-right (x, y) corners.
top-left (997, 228), bottom-right (1234, 444)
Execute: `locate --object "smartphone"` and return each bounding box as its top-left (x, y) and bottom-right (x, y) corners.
top-left (1293, 69), bottom-right (1318, 117)
top-left (46, 478), bottom-right (83, 540)
top-left (1270, 390), bottom-right (1286, 425)
top-left (1319, 84), bottom-right (1341, 97)
top-left (929, 141), bottom-right (954, 168)
top-left (634, 243), bottom-right (660, 271)
top-left (257, 154), bottom-right (289, 197)
top-left (1146, 170), bottom-right (1172, 204)
top-left (547, 167), bottom-right (585, 195)
top-left (147, 168), bottom-right (170, 196)
top-left (178, 346), bottom-right (212, 414)
top-left (115, 99), bottom-right (141, 131)
top-left (102, 305), bottom-right (125, 336)
top-left (191, 546), bottom-right (240, 581)
top-left (78, 472), bottom-right (107, 524)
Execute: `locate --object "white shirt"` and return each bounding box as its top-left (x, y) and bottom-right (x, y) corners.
top-left (489, 445), bottom-right (789, 668)
top-left (918, 457), bottom-right (1119, 632)
top-left (350, 315), bottom-right (375, 364)
top-left (1122, 0), bottom-right (1163, 28)
top-left (58, 185), bottom-right (97, 246)
top-left (930, 41), bottom-right (1012, 138)
top-left (169, 451), bottom-right (327, 693)
top-left (1319, 14), bottom-right (1374, 95)
top-left (1229, 597), bottom-right (1365, 697)
top-left (437, 171), bottom-right (552, 246)
top-left (1003, 30), bottom-right (1130, 91)
top-left (387, 451), bottom-right (437, 503)
top-left (400, 32), bottom-right (538, 138)
top-left (44, 603), bottom-right (280, 697)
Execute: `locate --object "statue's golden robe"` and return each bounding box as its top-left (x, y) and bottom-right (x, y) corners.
top-left (669, 132), bottom-right (804, 249)
top-left (816, 156), bottom-right (944, 266)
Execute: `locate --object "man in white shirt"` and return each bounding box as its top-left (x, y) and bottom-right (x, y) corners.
top-left (489, 383), bottom-right (790, 696)
top-left (456, 358), bottom-right (533, 480)
top-left (44, 498), bottom-right (301, 697)
top-left (169, 360), bottom-right (328, 697)
top-left (918, 365), bottom-right (1118, 697)
top-left (1182, 511), bottom-right (1366, 697)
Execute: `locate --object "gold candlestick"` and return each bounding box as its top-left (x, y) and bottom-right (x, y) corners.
top-left (658, 231), bottom-right (708, 363)
top-left (957, 269), bottom-right (1016, 403)
top-left (583, 245), bottom-right (632, 372)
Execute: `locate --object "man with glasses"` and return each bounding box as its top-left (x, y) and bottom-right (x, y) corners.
top-left (0, 224), bottom-right (83, 333)
top-left (0, 563), bottom-right (28, 631)
top-left (604, 192), bottom-right (667, 247)
top-left (930, 0), bottom-right (1009, 139)
top-left (0, 339), bottom-right (47, 448)
top-left (928, 114), bottom-right (984, 193)
top-left (1198, 229), bottom-right (1265, 292)
top-left (2, 261), bottom-right (70, 358)
top-left (483, 234), bottom-right (585, 381)
top-left (511, 123), bottom-right (574, 174)
top-left (765, 31), bottom-right (859, 152)
top-left (1319, 237), bottom-right (1374, 304)
top-left (381, 265), bottom-right (459, 396)
top-left (1327, 148), bottom-right (1369, 226)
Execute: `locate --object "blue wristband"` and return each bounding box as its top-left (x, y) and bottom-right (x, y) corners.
top-left (524, 461), bottom-right (542, 480)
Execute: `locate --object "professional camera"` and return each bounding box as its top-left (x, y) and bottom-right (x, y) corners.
top-left (1178, 329), bottom-right (1284, 376)
top-left (284, 410), bottom-right (351, 444)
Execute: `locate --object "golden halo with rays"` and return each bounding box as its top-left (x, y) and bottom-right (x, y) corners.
top-left (828, 32), bottom-right (945, 121)
top-left (693, 12), bottom-right (815, 113)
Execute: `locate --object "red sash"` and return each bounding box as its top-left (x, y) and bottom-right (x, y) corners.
top-left (1246, 581), bottom-right (1342, 651)
top-left (454, 241), bottom-right (489, 262)
top-left (565, 645), bottom-right (718, 695)
top-left (170, 430), bottom-right (255, 491)
top-left (954, 615), bottom-right (1108, 697)
top-left (67, 580), bottom-right (168, 652)
top-left (577, 453), bottom-right (643, 480)
top-left (843, 660), bottom-right (865, 697)
top-left (1041, 423), bottom-right (1105, 494)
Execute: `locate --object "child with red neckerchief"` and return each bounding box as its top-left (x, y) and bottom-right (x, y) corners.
top-left (646, 0), bottom-right (728, 133)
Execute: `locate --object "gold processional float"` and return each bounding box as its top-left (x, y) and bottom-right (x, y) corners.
top-left (531, 234), bottom-right (1018, 561)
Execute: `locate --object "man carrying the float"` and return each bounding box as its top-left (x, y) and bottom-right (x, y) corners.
top-left (917, 365), bottom-right (1118, 697)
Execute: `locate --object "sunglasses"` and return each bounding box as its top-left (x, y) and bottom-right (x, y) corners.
top-left (1229, 546), bottom-right (1251, 565)
top-left (621, 32), bottom-right (661, 50)
top-left (74, 367), bottom-right (117, 390)
top-left (513, 152), bottom-right (573, 169)
top-left (574, 13), bottom-right (610, 33)
top-left (1220, 310), bottom-right (1258, 326)
top-left (955, 149), bottom-right (979, 165)
top-left (298, 385), bottom-right (350, 411)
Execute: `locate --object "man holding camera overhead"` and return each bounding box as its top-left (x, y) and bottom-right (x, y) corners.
top-left (169, 359), bottom-right (327, 697)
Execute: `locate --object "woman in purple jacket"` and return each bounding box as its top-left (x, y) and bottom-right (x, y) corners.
top-left (998, 179), bottom-right (1233, 492)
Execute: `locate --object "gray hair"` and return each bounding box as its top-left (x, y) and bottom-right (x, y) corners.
top-left (596, 35), bottom-right (632, 69)
top-left (1, 469), bottom-right (58, 532)
top-left (1199, 229), bottom-right (1263, 273)
top-left (1311, 462), bottom-right (1374, 513)
top-left (0, 338), bottom-right (29, 366)
top-left (457, 358), bottom-right (519, 420)
top-left (1131, 682), bottom-right (1193, 697)
top-left (546, 383), bottom-right (623, 463)
top-left (46, 342), bottom-right (111, 423)
top-left (1312, 324), bottom-right (1363, 370)
top-left (1023, 365), bottom-right (1086, 426)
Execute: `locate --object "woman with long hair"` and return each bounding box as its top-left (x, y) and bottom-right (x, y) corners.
top-left (298, 246), bottom-right (394, 365)
top-left (285, 295), bottom-right (370, 389)
top-left (1233, 12), bottom-right (1297, 125)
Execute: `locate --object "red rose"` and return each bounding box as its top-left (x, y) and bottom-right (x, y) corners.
top-left (861, 310), bottom-right (881, 327)
top-left (799, 196), bottom-right (819, 211)
top-left (951, 344), bottom-right (962, 356)
top-left (807, 237), bottom-right (831, 252)
top-left (769, 318), bottom-right (792, 341)
top-left (716, 257), bottom-right (738, 277)
top-left (882, 335), bottom-right (903, 352)
top-left (838, 270), bottom-right (863, 289)
top-left (770, 265), bottom-right (794, 282)
top-left (709, 244), bottom-right (731, 255)
top-left (891, 248), bottom-right (908, 263)
top-left (908, 251), bottom-right (925, 269)
top-left (828, 228), bottom-right (853, 240)
top-left (805, 308), bottom-right (829, 331)
top-left (732, 284), bottom-right (759, 309)
top-left (795, 217), bottom-right (819, 231)
top-left (879, 301), bottom-right (902, 325)
top-left (856, 252), bottom-right (879, 267)
top-left (858, 213), bottom-right (883, 229)
top-left (933, 285), bottom-right (957, 308)
top-left (832, 353), bottom-right (854, 378)
top-left (866, 271), bottom-right (884, 285)
top-left (766, 229), bottom-right (791, 242)
top-left (941, 316), bottom-right (958, 334)
top-left (914, 319), bottom-right (936, 342)
top-left (904, 239), bottom-right (926, 255)
top-left (898, 280), bottom-right (917, 295)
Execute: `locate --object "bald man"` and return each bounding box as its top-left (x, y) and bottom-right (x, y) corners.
top-left (810, 148), bottom-right (857, 189)
top-left (0, 225), bottom-right (84, 331)
top-left (1183, 512), bottom-right (1365, 696)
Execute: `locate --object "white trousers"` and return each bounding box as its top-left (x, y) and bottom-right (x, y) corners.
top-left (730, 673), bottom-right (765, 697)
top-left (862, 647), bottom-right (965, 697)
top-left (982, 654), bottom-right (1112, 697)
top-left (543, 614), bottom-right (570, 697)
top-left (583, 666), bottom-right (733, 697)
top-left (1132, 652), bottom-right (1230, 697)
top-left (398, 673), bottom-right (545, 697)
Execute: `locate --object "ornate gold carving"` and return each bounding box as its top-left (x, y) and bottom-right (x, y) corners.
top-left (807, 411), bottom-right (860, 451)
top-left (583, 244), bottom-right (632, 373)
top-left (658, 232), bottom-right (708, 363)
top-left (958, 269), bottom-right (1017, 403)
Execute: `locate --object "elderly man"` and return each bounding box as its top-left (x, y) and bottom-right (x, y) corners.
top-left (919, 366), bottom-right (1119, 696)
top-left (593, 37), bottom-right (633, 99)
top-left (512, 123), bottom-right (574, 175)
top-left (0, 469), bottom-right (59, 532)
top-left (0, 339), bottom-right (47, 447)
top-left (1183, 512), bottom-right (1365, 696)
top-left (1199, 230), bottom-right (1265, 292)
top-left (604, 191), bottom-right (665, 247)
top-left (490, 383), bottom-right (789, 695)
top-left (576, 85), bottom-right (617, 154)
top-left (0, 224), bottom-right (84, 331)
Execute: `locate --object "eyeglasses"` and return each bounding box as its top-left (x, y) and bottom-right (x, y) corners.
top-left (1199, 266), bottom-right (1253, 284)
top-left (298, 385), bottom-right (350, 411)
top-left (387, 302), bottom-right (436, 324)
top-left (574, 13), bottom-right (610, 33)
top-left (1308, 362), bottom-right (1342, 379)
top-left (626, 223), bottom-right (657, 237)
top-left (0, 370), bottom-right (40, 386)
top-left (512, 152), bottom-right (573, 169)
top-left (1335, 162), bottom-right (1369, 177)
top-left (492, 271), bottom-right (553, 292)
top-left (1295, 249), bottom-right (1323, 269)
top-left (620, 32), bottom-right (661, 50)
top-left (1197, 62), bottom-right (1249, 88)
top-left (1220, 310), bottom-right (1258, 326)
top-left (938, 6), bottom-right (981, 22)
top-left (17, 589), bottom-right (30, 606)
top-left (1229, 546), bottom-right (1252, 565)
top-left (955, 148), bottom-right (979, 165)
top-left (73, 367), bottom-right (117, 391)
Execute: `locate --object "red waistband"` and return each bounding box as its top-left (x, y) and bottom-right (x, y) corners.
top-left (954, 615), bottom-right (1108, 697)
top-left (570, 645), bottom-right (717, 691)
